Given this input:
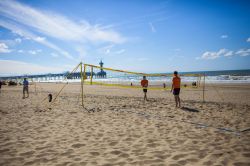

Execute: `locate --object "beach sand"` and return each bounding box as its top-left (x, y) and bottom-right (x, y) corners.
top-left (0, 83), bottom-right (250, 166)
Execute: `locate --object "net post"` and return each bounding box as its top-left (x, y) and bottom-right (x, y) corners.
top-left (197, 75), bottom-right (200, 87)
top-left (80, 62), bottom-right (84, 107)
top-left (51, 63), bottom-right (80, 105)
top-left (34, 80), bottom-right (37, 95)
top-left (199, 75), bottom-right (201, 87)
top-left (83, 64), bottom-right (86, 81)
top-left (90, 66), bottom-right (93, 85)
top-left (202, 74), bottom-right (206, 103)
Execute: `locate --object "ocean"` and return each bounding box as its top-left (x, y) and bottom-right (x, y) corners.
top-left (27, 69), bottom-right (250, 84)
top-left (1, 69), bottom-right (250, 84)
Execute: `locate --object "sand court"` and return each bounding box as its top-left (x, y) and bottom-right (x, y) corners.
top-left (0, 83), bottom-right (250, 166)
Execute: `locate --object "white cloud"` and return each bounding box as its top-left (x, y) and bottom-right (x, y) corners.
top-left (199, 48), bottom-right (250, 60)
top-left (15, 38), bottom-right (22, 43)
top-left (0, 43), bottom-right (12, 53)
top-left (149, 22), bottom-right (156, 33)
top-left (0, 20), bottom-right (74, 59)
top-left (18, 49), bottom-right (24, 53)
top-left (0, 60), bottom-right (64, 75)
top-left (220, 35), bottom-right (228, 39)
top-left (28, 50), bottom-right (36, 55)
top-left (34, 37), bottom-right (46, 42)
top-left (201, 48), bottom-right (228, 60)
top-left (97, 45), bottom-right (125, 57)
top-left (235, 49), bottom-right (250, 57)
top-left (224, 51), bottom-right (233, 57)
top-left (50, 52), bottom-right (59, 58)
top-left (98, 44), bottom-right (114, 55)
top-left (28, 49), bottom-right (41, 55)
top-left (115, 49), bottom-right (125, 54)
top-left (0, 0), bottom-right (126, 44)
top-left (247, 37), bottom-right (250, 42)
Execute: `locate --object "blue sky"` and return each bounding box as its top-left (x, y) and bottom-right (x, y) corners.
top-left (0, 0), bottom-right (249, 75)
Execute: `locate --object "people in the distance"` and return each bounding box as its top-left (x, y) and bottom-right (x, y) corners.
top-left (23, 78), bottom-right (29, 99)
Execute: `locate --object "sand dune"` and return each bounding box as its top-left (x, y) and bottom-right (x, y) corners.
top-left (0, 83), bottom-right (250, 166)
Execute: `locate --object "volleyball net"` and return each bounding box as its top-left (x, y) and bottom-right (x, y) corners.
top-left (82, 63), bottom-right (203, 90)
top-left (34, 62), bottom-right (206, 109)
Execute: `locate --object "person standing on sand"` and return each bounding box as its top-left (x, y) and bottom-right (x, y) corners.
top-left (0, 80), bottom-right (2, 93)
top-left (23, 78), bottom-right (29, 99)
top-left (141, 76), bottom-right (148, 101)
top-left (171, 71), bottom-right (181, 107)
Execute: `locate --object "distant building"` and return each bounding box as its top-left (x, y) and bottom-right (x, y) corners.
top-left (96, 60), bottom-right (106, 78)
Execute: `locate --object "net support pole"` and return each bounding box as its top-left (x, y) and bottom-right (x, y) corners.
top-left (90, 66), bottom-right (93, 85)
top-left (83, 64), bottom-right (86, 81)
top-left (202, 74), bottom-right (205, 103)
top-left (80, 62), bottom-right (84, 107)
top-left (35, 81), bottom-right (37, 95)
top-left (199, 75), bottom-right (201, 87)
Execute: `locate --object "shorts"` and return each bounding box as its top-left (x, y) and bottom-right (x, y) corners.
top-left (23, 86), bottom-right (28, 93)
top-left (143, 88), bottom-right (147, 93)
top-left (173, 88), bottom-right (180, 95)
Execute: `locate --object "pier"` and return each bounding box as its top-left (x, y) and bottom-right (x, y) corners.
top-left (0, 61), bottom-right (107, 81)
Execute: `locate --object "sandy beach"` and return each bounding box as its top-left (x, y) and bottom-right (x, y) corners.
top-left (0, 83), bottom-right (250, 166)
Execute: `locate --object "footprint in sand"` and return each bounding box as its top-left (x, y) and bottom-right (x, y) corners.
top-left (0, 148), bottom-right (10, 153)
top-left (203, 160), bottom-right (213, 165)
top-left (172, 153), bottom-right (188, 160)
top-left (109, 141), bottom-right (118, 146)
top-left (71, 143), bottom-right (85, 148)
top-left (60, 149), bottom-right (74, 156)
top-left (90, 151), bottom-right (100, 156)
top-left (19, 151), bottom-right (35, 156)
top-left (233, 162), bottom-right (250, 166)
top-left (177, 159), bottom-right (188, 165)
top-left (79, 161), bottom-right (87, 165)
top-left (35, 146), bottom-right (48, 151)
top-left (101, 163), bottom-right (113, 166)
top-left (110, 150), bottom-right (121, 155)
top-left (155, 154), bottom-right (171, 160)
top-left (74, 158), bottom-right (82, 161)
top-left (36, 153), bottom-right (50, 158)
top-left (147, 143), bottom-right (159, 148)
top-left (242, 153), bottom-right (250, 157)
top-left (119, 153), bottom-right (129, 158)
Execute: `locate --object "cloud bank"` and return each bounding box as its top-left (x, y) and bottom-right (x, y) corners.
top-left (0, 60), bottom-right (64, 75)
top-left (0, 0), bottom-right (126, 59)
top-left (0, 0), bottom-right (125, 43)
top-left (199, 48), bottom-right (250, 60)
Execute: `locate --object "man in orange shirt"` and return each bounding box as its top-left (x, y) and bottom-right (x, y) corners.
top-left (141, 76), bottom-right (148, 101)
top-left (171, 71), bottom-right (181, 107)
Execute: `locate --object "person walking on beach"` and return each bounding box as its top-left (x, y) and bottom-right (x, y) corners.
top-left (23, 78), bottom-right (29, 99)
top-left (141, 76), bottom-right (148, 101)
top-left (0, 80), bottom-right (2, 93)
top-left (171, 71), bottom-right (181, 107)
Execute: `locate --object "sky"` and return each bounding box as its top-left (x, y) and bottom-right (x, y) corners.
top-left (0, 0), bottom-right (250, 75)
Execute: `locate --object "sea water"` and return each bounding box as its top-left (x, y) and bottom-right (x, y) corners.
top-left (33, 69), bottom-right (250, 84)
